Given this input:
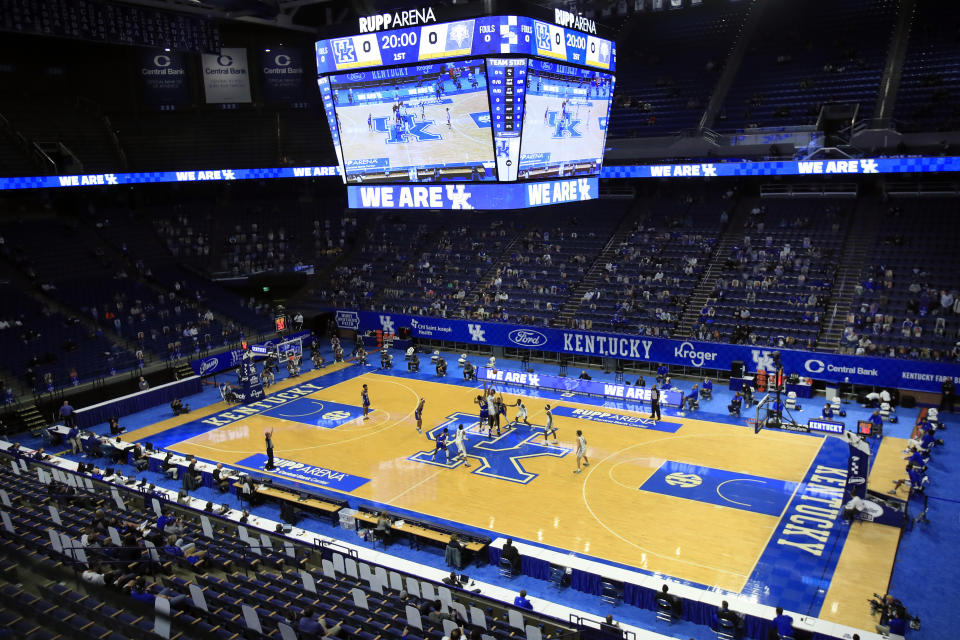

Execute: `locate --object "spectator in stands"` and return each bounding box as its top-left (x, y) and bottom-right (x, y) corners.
top-left (59, 400), bottom-right (75, 428)
top-left (298, 606), bottom-right (342, 638)
top-left (171, 398), bottom-right (189, 415)
top-left (162, 534), bottom-right (205, 568)
top-left (501, 538), bottom-right (522, 574)
top-left (127, 576), bottom-right (186, 608)
top-left (772, 607), bottom-right (794, 639)
top-left (138, 376), bottom-right (149, 391)
top-left (514, 589), bottom-right (533, 610)
top-left (427, 599), bottom-right (459, 625)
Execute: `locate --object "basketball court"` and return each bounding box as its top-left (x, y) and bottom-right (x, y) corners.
top-left (337, 92), bottom-right (495, 173)
top-left (124, 363), bottom-right (905, 629)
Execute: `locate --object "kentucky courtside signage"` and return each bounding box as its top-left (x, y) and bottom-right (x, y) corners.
top-left (337, 310), bottom-right (960, 394)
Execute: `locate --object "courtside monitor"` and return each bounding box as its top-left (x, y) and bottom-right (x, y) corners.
top-left (315, 14), bottom-right (616, 209)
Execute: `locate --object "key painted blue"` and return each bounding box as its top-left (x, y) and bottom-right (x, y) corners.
top-left (550, 406), bottom-right (681, 433)
top-left (409, 412), bottom-right (570, 484)
top-left (741, 435), bottom-right (857, 614)
top-left (260, 398), bottom-right (365, 428)
top-left (235, 453), bottom-right (370, 492)
top-left (639, 461), bottom-right (798, 517)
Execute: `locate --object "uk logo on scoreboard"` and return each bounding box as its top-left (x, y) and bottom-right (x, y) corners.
top-left (535, 23), bottom-right (552, 50)
top-left (332, 38), bottom-right (357, 64)
top-left (372, 116), bottom-right (442, 143)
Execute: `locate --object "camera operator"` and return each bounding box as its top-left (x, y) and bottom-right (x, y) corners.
top-left (871, 594), bottom-right (911, 637)
top-left (436, 357), bottom-right (448, 377)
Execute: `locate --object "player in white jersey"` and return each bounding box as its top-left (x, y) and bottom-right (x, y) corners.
top-left (446, 108), bottom-right (452, 128)
top-left (452, 424), bottom-right (470, 466)
top-left (485, 391), bottom-right (497, 433)
top-left (573, 430), bottom-right (589, 473)
top-left (515, 398), bottom-right (530, 425)
top-left (542, 404), bottom-right (558, 444)
top-left (414, 398), bottom-right (425, 433)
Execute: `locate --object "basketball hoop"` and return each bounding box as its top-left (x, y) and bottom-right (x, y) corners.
top-left (747, 417), bottom-right (761, 434)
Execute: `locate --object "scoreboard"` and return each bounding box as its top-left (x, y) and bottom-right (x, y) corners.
top-left (316, 14), bottom-right (616, 209)
top-left (315, 16), bottom-right (616, 74)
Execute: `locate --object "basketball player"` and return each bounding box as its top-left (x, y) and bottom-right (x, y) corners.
top-left (452, 424), bottom-right (470, 467)
top-left (446, 108), bottom-right (452, 128)
top-left (543, 404), bottom-right (558, 444)
top-left (432, 427), bottom-right (450, 464)
top-left (485, 390), bottom-right (497, 432)
top-left (420, 101), bottom-right (425, 120)
top-left (478, 395), bottom-right (489, 435)
top-left (367, 113), bottom-right (373, 131)
top-left (574, 430), bottom-right (589, 474)
top-left (515, 398), bottom-right (531, 425)
top-left (414, 398), bottom-right (425, 433)
top-left (361, 384), bottom-right (371, 420)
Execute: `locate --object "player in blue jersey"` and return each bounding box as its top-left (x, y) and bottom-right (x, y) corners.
top-left (414, 398), bottom-right (425, 433)
top-left (432, 427), bottom-right (450, 463)
top-left (478, 397), bottom-right (489, 435)
top-left (367, 113), bottom-right (373, 131)
top-left (361, 384), bottom-right (370, 420)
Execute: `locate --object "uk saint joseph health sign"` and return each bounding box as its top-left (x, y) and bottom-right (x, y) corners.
top-left (336, 310), bottom-right (960, 394)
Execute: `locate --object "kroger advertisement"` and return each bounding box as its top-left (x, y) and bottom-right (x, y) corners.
top-left (336, 310), bottom-right (960, 394)
top-left (518, 60), bottom-right (613, 180)
top-left (346, 177), bottom-right (597, 209)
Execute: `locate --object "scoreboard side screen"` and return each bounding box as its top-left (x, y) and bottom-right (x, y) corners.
top-left (315, 16), bottom-right (616, 75)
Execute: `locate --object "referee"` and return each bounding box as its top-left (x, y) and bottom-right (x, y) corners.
top-left (649, 385), bottom-right (661, 423)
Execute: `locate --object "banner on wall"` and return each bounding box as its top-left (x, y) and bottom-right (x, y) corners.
top-left (138, 49), bottom-right (189, 108)
top-left (202, 47), bottom-right (251, 103)
top-left (336, 309), bottom-right (960, 394)
top-left (260, 47), bottom-right (305, 103)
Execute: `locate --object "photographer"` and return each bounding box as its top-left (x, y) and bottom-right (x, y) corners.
top-left (872, 594), bottom-right (911, 637)
top-left (436, 358), bottom-right (447, 377)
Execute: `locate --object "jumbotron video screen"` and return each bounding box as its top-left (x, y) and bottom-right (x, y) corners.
top-left (316, 15), bottom-right (616, 185)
